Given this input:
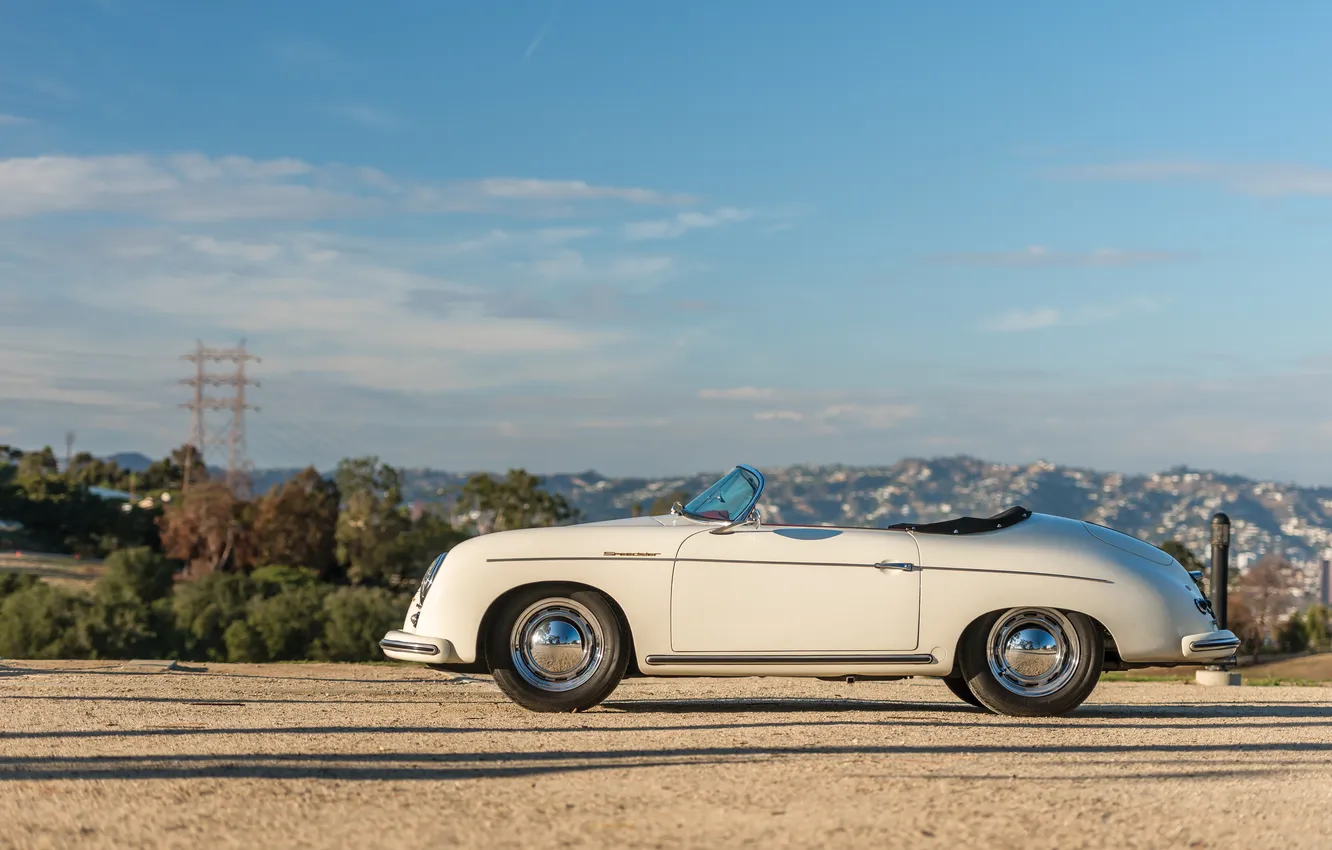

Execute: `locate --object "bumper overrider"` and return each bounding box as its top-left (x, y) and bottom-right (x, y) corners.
top-left (380, 630), bottom-right (462, 664)
top-left (1181, 629), bottom-right (1241, 661)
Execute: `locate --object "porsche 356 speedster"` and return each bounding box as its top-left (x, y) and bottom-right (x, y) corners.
top-left (382, 464), bottom-right (1238, 716)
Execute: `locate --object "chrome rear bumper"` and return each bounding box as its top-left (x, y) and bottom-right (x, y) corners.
top-left (1181, 630), bottom-right (1240, 660)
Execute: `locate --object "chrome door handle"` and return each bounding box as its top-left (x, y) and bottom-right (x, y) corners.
top-left (875, 561), bottom-right (915, 572)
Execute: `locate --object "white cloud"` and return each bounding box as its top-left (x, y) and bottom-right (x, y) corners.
top-left (0, 114), bottom-right (33, 126)
top-left (985, 307), bottom-right (1062, 333)
top-left (624, 207), bottom-right (752, 240)
top-left (0, 154), bottom-right (368, 221)
top-left (818, 403), bottom-right (918, 430)
top-left (927, 245), bottom-right (1187, 268)
top-left (700, 387), bottom-right (775, 400)
top-left (473, 178), bottom-right (697, 205)
top-left (179, 235), bottom-right (281, 263)
top-left (0, 154), bottom-right (700, 222)
top-left (754, 410), bottom-right (803, 421)
top-left (983, 297), bottom-right (1164, 333)
top-left (1055, 160), bottom-right (1332, 197)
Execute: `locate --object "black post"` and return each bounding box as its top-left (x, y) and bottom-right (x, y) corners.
top-left (1210, 513), bottom-right (1231, 630)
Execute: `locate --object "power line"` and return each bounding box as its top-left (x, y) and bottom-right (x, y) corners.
top-left (180, 340), bottom-right (260, 498)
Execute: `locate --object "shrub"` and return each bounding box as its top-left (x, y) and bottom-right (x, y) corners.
top-left (241, 583), bottom-right (332, 662)
top-left (0, 572), bottom-right (40, 598)
top-left (314, 586), bottom-right (410, 661)
top-left (0, 583), bottom-right (93, 658)
top-left (1278, 615), bottom-right (1310, 654)
top-left (172, 572), bottom-right (256, 661)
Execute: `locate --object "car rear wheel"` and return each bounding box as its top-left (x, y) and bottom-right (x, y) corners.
top-left (487, 585), bottom-right (628, 712)
top-left (942, 675), bottom-right (984, 708)
top-left (958, 607), bottom-right (1102, 717)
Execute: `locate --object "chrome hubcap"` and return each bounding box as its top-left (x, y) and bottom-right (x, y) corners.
top-left (986, 608), bottom-right (1080, 697)
top-left (510, 598), bottom-right (604, 692)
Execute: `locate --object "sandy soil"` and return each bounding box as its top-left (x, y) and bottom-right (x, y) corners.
top-left (2, 661), bottom-right (1329, 849)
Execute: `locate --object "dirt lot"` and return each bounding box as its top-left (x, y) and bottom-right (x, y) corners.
top-left (2, 661), bottom-right (1329, 849)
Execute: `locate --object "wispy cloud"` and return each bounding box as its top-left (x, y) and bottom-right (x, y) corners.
top-left (927, 245), bottom-right (1188, 268)
top-left (624, 207), bottom-right (753, 240)
top-left (0, 154), bottom-right (700, 221)
top-left (524, 4), bottom-right (558, 59)
top-left (699, 387), bottom-right (775, 400)
top-left (328, 103), bottom-right (399, 130)
top-left (982, 296), bottom-right (1165, 333)
top-left (0, 114), bottom-right (33, 126)
top-left (473, 178), bottom-right (697, 205)
top-left (1054, 160), bottom-right (1332, 197)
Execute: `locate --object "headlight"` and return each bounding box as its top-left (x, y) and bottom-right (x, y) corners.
top-left (417, 553), bottom-right (447, 602)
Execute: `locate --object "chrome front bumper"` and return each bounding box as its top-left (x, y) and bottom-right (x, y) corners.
top-left (1181, 630), bottom-right (1241, 660)
top-left (380, 630), bottom-right (460, 663)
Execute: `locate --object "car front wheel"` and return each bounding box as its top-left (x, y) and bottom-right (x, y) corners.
top-left (957, 607), bottom-right (1102, 717)
top-left (487, 585), bottom-right (628, 712)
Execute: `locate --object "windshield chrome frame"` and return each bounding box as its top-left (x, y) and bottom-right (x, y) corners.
top-left (680, 464), bottom-right (765, 533)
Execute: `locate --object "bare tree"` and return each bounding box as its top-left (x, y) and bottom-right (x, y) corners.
top-left (1231, 555), bottom-right (1299, 662)
top-left (158, 482), bottom-right (252, 578)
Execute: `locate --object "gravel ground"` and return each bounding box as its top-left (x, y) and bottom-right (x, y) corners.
top-left (1, 661), bottom-right (1329, 849)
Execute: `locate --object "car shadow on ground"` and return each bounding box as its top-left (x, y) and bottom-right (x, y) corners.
top-left (608, 697), bottom-right (1332, 720)
top-left (0, 741), bottom-right (1326, 783)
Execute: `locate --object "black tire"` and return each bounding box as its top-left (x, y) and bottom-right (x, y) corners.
top-left (942, 675), bottom-right (984, 709)
top-left (486, 585), bottom-right (628, 713)
top-left (958, 607), bottom-right (1103, 717)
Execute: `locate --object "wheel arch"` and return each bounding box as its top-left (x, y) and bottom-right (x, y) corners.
top-left (476, 580), bottom-right (639, 675)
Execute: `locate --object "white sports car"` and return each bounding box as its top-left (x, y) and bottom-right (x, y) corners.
top-left (382, 464), bottom-right (1238, 716)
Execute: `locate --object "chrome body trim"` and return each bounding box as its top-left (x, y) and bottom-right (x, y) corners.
top-left (379, 637), bottom-right (441, 656)
top-left (485, 555), bottom-right (1110, 584)
top-left (1189, 636), bottom-right (1241, 652)
top-left (644, 653), bottom-right (935, 665)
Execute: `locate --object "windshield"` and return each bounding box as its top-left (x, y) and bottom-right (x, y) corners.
top-left (682, 466), bottom-right (763, 522)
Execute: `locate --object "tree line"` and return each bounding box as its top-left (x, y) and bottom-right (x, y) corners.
top-left (0, 444), bottom-right (577, 661)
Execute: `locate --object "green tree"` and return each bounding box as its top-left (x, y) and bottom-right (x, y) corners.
top-left (81, 548), bottom-right (177, 659)
top-left (395, 506), bottom-right (469, 576)
top-left (172, 572), bottom-right (257, 660)
top-left (314, 586), bottom-right (411, 661)
top-left (457, 469), bottom-right (578, 534)
top-left (1305, 604), bottom-right (1329, 653)
top-left (1278, 614), bottom-right (1310, 654)
top-left (250, 468), bottom-right (340, 577)
top-left (0, 583), bottom-right (92, 658)
top-left (335, 457), bottom-right (411, 585)
top-left (239, 584), bottom-right (332, 662)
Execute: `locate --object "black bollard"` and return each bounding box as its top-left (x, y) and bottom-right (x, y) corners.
top-left (1210, 513), bottom-right (1231, 630)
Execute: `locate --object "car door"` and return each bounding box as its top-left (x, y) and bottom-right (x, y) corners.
top-left (670, 525), bottom-right (922, 652)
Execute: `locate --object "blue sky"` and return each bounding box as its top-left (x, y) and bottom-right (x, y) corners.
top-left (4, 1), bottom-right (1332, 482)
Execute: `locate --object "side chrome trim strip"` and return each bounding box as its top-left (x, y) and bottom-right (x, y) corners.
top-left (487, 556), bottom-right (1112, 583)
top-left (1189, 636), bottom-right (1241, 652)
top-left (379, 638), bottom-right (441, 656)
top-left (644, 653), bottom-right (935, 665)
top-left (923, 565), bottom-right (1113, 584)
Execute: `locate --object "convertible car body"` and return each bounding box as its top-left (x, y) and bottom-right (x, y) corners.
top-left (382, 464), bottom-right (1238, 716)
